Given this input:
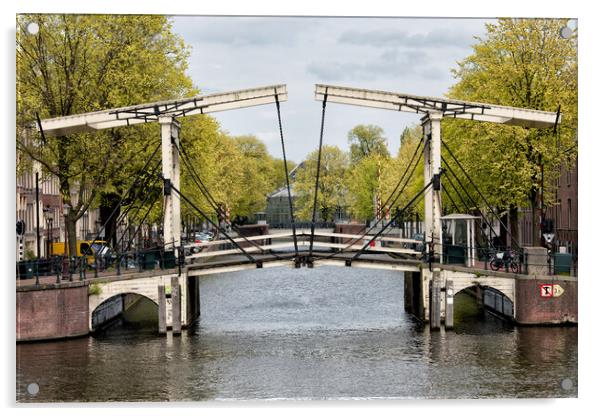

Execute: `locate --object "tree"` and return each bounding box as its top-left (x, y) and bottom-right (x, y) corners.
top-left (17, 14), bottom-right (194, 255)
top-left (345, 154), bottom-right (387, 222)
top-left (445, 18), bottom-right (577, 247)
top-left (347, 124), bottom-right (389, 165)
top-left (293, 145), bottom-right (349, 222)
top-left (380, 128), bottom-right (424, 221)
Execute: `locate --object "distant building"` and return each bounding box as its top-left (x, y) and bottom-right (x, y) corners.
top-left (16, 160), bottom-right (100, 260)
top-left (265, 161), bottom-right (349, 226)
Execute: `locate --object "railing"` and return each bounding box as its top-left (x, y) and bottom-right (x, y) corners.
top-left (435, 242), bottom-right (578, 277)
top-left (16, 244), bottom-right (184, 286)
top-left (183, 230), bottom-right (425, 263)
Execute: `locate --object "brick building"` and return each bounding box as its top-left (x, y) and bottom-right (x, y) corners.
top-left (517, 159), bottom-right (578, 256)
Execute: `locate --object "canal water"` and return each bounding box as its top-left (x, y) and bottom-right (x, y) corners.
top-left (16, 266), bottom-right (577, 402)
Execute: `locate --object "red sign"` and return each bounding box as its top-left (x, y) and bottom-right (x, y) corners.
top-left (539, 284), bottom-right (553, 298)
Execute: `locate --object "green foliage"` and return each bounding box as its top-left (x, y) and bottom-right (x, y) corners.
top-left (16, 14), bottom-right (194, 254)
top-left (88, 283), bottom-right (102, 296)
top-left (444, 18), bottom-right (577, 213)
top-left (348, 124), bottom-right (390, 164)
top-left (293, 145), bottom-right (349, 221)
top-left (345, 154), bottom-right (387, 221)
top-left (380, 129), bottom-right (425, 219)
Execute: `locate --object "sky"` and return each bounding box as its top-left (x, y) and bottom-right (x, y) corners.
top-left (171, 16), bottom-right (495, 163)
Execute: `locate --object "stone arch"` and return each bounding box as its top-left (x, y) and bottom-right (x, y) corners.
top-left (454, 283), bottom-right (515, 320)
top-left (90, 291), bottom-right (158, 331)
top-left (441, 270), bottom-right (515, 304)
top-left (88, 276), bottom-right (171, 331)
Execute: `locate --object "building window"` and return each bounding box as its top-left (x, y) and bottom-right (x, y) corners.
top-left (567, 199), bottom-right (572, 229)
top-left (557, 200), bottom-right (562, 229)
top-left (567, 170), bottom-right (571, 187)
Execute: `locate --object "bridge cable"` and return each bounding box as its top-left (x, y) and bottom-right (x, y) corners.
top-left (441, 158), bottom-right (500, 241)
top-left (318, 137), bottom-right (425, 261)
top-left (81, 141), bottom-right (162, 259)
top-left (175, 140), bottom-right (287, 261)
top-left (116, 177), bottom-right (165, 261)
top-left (441, 183), bottom-right (461, 213)
top-left (275, 92), bottom-right (299, 259)
top-left (348, 180), bottom-right (434, 263)
top-left (441, 140), bottom-right (521, 249)
top-left (169, 183), bottom-right (260, 265)
top-left (308, 88), bottom-right (328, 259)
top-left (440, 171), bottom-right (493, 247)
top-left (100, 158), bottom-right (163, 256)
top-left (113, 166), bottom-right (164, 253)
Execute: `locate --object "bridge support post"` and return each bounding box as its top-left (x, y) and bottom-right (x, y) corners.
top-left (159, 116), bottom-right (181, 258)
top-left (445, 280), bottom-right (454, 329)
top-left (422, 113), bottom-right (443, 259)
top-left (171, 276), bottom-right (182, 335)
top-left (429, 278), bottom-right (441, 330)
top-left (158, 285), bottom-right (167, 335)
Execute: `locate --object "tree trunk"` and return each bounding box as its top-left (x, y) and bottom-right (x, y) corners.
top-left (509, 205), bottom-right (519, 249)
top-left (99, 192), bottom-right (121, 247)
top-left (66, 215), bottom-right (77, 258)
top-left (529, 191), bottom-right (540, 247)
top-left (499, 210), bottom-right (508, 249)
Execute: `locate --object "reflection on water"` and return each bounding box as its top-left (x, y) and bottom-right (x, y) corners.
top-left (16, 266), bottom-right (577, 402)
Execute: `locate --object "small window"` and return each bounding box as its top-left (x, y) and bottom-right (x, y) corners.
top-left (567, 170), bottom-right (571, 187)
top-left (567, 199), bottom-right (572, 229)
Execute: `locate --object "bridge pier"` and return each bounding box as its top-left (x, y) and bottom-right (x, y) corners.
top-left (158, 285), bottom-right (167, 335)
top-left (171, 276), bottom-right (182, 335)
top-left (444, 280), bottom-right (454, 329)
top-left (429, 276), bottom-right (441, 330)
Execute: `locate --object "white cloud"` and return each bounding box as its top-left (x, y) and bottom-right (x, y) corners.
top-left (172, 16), bottom-right (491, 162)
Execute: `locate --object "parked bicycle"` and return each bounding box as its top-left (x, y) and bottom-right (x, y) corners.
top-left (489, 249), bottom-right (519, 273)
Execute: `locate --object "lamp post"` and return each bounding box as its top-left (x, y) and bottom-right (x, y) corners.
top-left (43, 206), bottom-right (52, 257)
top-left (63, 203), bottom-right (71, 255)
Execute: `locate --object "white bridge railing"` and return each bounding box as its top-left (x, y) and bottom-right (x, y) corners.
top-left (183, 231), bottom-right (424, 262)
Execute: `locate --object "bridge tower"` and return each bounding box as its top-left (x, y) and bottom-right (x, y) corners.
top-left (159, 116), bottom-right (181, 252)
top-left (422, 112), bottom-right (443, 258)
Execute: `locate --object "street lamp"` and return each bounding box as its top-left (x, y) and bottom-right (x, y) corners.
top-left (43, 206), bottom-right (53, 257)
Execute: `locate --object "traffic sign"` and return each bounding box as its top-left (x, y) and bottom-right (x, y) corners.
top-left (539, 284), bottom-right (553, 298)
top-left (539, 284), bottom-right (565, 298)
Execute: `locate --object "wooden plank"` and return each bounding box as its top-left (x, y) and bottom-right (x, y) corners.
top-left (186, 232), bottom-right (292, 248)
top-left (313, 259), bottom-right (421, 273)
top-left (305, 240), bottom-right (420, 255)
top-left (309, 231), bottom-right (422, 244)
top-left (187, 242), bottom-right (294, 259)
top-left (187, 259), bottom-right (294, 277)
